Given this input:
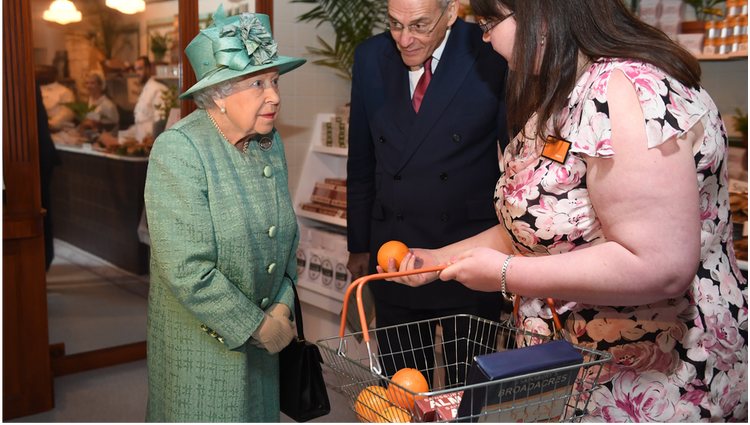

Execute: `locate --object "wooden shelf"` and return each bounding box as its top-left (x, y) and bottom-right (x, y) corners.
top-left (696, 51), bottom-right (748, 61)
top-left (312, 144), bottom-right (348, 156)
top-left (297, 208), bottom-right (347, 227)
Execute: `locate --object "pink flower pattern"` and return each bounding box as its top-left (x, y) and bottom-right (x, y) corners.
top-left (494, 59), bottom-right (747, 421)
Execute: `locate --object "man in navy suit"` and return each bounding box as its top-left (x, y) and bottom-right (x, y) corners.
top-left (346, 0), bottom-right (509, 385)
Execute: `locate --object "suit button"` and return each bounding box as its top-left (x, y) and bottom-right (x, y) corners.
top-left (268, 226), bottom-right (277, 238)
top-left (441, 213), bottom-right (449, 222)
top-left (395, 213), bottom-right (404, 221)
top-left (263, 166), bottom-right (273, 178)
top-left (200, 324), bottom-right (209, 332)
top-left (379, 136), bottom-right (385, 144)
top-left (267, 263), bottom-right (276, 274)
top-left (260, 297), bottom-right (270, 308)
top-left (452, 133), bottom-right (462, 143)
top-left (393, 175), bottom-right (402, 181)
top-left (439, 172), bottom-right (448, 181)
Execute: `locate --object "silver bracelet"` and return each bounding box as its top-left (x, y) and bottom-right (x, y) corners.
top-left (500, 254), bottom-right (515, 300)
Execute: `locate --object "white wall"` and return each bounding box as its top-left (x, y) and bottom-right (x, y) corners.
top-left (273, 1), bottom-right (352, 198)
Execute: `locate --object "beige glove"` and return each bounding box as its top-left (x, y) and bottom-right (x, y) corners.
top-left (267, 303), bottom-right (291, 320)
top-left (251, 306), bottom-right (294, 354)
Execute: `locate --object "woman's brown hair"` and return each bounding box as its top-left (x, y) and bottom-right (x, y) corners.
top-left (470, 0), bottom-right (701, 141)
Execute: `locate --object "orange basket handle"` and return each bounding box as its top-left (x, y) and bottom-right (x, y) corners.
top-left (340, 268), bottom-right (565, 341)
top-left (512, 296), bottom-right (564, 335)
top-left (340, 266), bottom-right (446, 342)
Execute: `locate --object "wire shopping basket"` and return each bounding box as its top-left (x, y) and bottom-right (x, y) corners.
top-left (315, 267), bottom-right (613, 422)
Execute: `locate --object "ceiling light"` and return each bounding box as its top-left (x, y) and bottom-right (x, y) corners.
top-left (106, 0), bottom-right (146, 15)
top-left (42, 0), bottom-right (82, 25)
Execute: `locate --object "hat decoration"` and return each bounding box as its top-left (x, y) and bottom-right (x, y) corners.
top-left (179, 5), bottom-right (306, 99)
top-left (212, 14), bottom-right (278, 74)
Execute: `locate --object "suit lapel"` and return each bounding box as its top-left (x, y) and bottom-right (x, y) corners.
top-left (396, 20), bottom-right (478, 172)
top-left (381, 46), bottom-right (415, 139)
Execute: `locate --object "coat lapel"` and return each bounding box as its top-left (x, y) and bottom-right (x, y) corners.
top-left (396, 20), bottom-right (478, 172)
top-left (381, 45), bottom-right (415, 140)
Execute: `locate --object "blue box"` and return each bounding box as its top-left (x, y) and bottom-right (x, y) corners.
top-left (456, 339), bottom-right (583, 422)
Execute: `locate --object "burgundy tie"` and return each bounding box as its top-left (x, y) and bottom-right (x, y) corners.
top-left (412, 57), bottom-right (433, 113)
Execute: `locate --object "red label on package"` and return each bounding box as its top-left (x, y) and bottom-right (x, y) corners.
top-left (415, 391), bottom-right (463, 422)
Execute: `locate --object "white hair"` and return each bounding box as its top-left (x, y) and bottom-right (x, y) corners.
top-left (192, 76), bottom-right (244, 109)
top-left (86, 71), bottom-right (106, 91)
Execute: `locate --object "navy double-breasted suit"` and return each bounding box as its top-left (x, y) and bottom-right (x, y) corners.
top-left (347, 19), bottom-right (509, 314)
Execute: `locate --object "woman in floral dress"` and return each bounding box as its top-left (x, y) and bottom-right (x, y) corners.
top-left (385, 0), bottom-right (747, 421)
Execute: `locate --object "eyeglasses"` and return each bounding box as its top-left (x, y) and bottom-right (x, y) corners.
top-left (386, 3), bottom-right (450, 36)
top-left (477, 12), bottom-right (515, 34)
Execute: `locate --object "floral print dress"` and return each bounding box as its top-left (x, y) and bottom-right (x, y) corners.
top-left (494, 59), bottom-right (748, 422)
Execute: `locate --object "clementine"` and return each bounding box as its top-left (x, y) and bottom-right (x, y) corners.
top-left (354, 385), bottom-right (391, 422)
top-left (386, 367), bottom-right (429, 410)
top-left (382, 406), bottom-right (412, 423)
top-left (377, 240), bottom-right (410, 270)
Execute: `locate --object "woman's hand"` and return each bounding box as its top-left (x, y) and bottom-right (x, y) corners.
top-left (437, 247), bottom-right (507, 293)
top-left (380, 248), bottom-right (443, 287)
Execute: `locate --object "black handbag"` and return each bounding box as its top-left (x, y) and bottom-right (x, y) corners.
top-left (279, 283), bottom-right (331, 422)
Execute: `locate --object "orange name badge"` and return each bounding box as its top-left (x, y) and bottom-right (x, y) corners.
top-left (542, 135), bottom-right (571, 164)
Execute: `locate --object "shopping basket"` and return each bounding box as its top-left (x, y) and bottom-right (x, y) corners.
top-left (315, 267), bottom-right (613, 422)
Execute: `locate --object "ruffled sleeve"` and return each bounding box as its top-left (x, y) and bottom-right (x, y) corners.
top-left (566, 60), bottom-right (707, 159)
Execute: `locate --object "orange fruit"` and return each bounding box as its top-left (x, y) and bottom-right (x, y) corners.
top-left (355, 385), bottom-right (391, 422)
top-left (377, 240), bottom-right (409, 270)
top-left (382, 406), bottom-right (411, 423)
top-left (386, 368), bottom-right (429, 410)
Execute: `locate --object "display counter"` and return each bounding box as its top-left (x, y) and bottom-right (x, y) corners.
top-left (50, 144), bottom-right (149, 275)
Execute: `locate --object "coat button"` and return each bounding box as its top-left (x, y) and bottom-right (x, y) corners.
top-left (200, 324), bottom-right (209, 332)
top-left (268, 226), bottom-right (277, 238)
top-left (395, 213), bottom-right (404, 221)
top-left (441, 212), bottom-right (449, 222)
top-left (379, 136), bottom-right (385, 144)
top-left (217, 336), bottom-right (225, 344)
top-left (267, 263), bottom-right (276, 274)
top-left (452, 133), bottom-right (462, 143)
top-left (393, 175), bottom-right (402, 181)
top-left (439, 172), bottom-right (448, 181)
top-left (263, 166), bottom-right (273, 178)
top-left (260, 297), bottom-right (270, 308)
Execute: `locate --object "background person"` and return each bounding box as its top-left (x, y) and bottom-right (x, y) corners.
top-left (389, 0), bottom-right (748, 421)
top-left (143, 7), bottom-right (305, 422)
top-left (132, 56), bottom-right (167, 142)
top-left (346, 0), bottom-right (509, 385)
top-left (36, 65), bottom-right (75, 131)
top-left (79, 71), bottom-right (119, 132)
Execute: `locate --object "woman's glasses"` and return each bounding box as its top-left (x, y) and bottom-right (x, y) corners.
top-left (477, 12), bottom-right (515, 34)
top-left (386, 3), bottom-right (450, 36)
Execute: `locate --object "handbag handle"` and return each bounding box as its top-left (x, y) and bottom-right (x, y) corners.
top-left (286, 274), bottom-right (306, 341)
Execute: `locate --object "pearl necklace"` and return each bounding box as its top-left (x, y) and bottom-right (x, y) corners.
top-left (207, 110), bottom-right (249, 153)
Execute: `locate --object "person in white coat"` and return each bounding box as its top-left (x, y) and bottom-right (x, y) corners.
top-left (133, 56), bottom-right (167, 141)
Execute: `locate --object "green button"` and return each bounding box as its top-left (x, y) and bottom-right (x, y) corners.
top-left (263, 166), bottom-right (272, 177)
top-left (268, 226), bottom-right (277, 238)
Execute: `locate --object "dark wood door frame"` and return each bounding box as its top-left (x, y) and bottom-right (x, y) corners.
top-left (4, 0), bottom-right (275, 419)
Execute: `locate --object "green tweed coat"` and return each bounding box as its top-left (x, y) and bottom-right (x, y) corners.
top-left (144, 109), bottom-right (298, 422)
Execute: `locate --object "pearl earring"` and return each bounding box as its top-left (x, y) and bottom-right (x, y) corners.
top-left (220, 106), bottom-right (226, 114)
top-left (541, 35), bottom-right (546, 46)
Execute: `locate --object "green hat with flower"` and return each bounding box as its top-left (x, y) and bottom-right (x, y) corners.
top-left (180, 5), bottom-right (305, 99)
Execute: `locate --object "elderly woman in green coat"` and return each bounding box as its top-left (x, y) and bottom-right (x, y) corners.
top-left (143, 6), bottom-right (305, 422)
